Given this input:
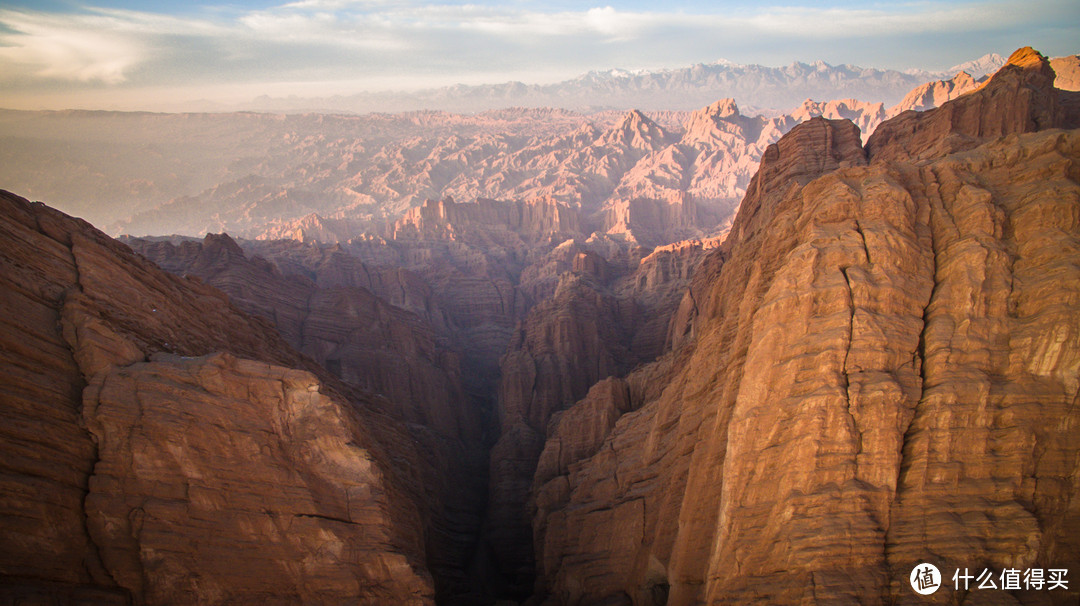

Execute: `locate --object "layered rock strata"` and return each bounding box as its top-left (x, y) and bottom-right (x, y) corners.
top-left (530, 47), bottom-right (1080, 605)
top-left (126, 231), bottom-right (490, 602)
top-left (486, 235), bottom-right (709, 596)
top-left (0, 190), bottom-right (443, 604)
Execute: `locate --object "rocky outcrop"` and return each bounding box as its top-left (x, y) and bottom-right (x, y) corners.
top-left (789, 97), bottom-right (888, 137)
top-left (487, 271), bottom-right (638, 595)
top-left (391, 196), bottom-right (581, 246)
top-left (886, 71), bottom-right (982, 117)
top-left (83, 352), bottom-right (433, 605)
top-left (256, 212), bottom-right (367, 244)
top-left (127, 231), bottom-right (490, 601)
top-left (128, 233), bottom-right (476, 439)
top-left (1051, 55), bottom-right (1080, 91)
top-left (0, 190), bottom-right (446, 604)
top-left (530, 48), bottom-right (1080, 605)
top-left (867, 47), bottom-right (1080, 164)
top-left (484, 232), bottom-right (709, 596)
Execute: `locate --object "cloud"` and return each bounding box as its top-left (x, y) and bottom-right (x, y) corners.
top-left (0, 0), bottom-right (1075, 108)
top-left (0, 9), bottom-right (145, 83)
top-left (742, 3), bottom-right (1028, 38)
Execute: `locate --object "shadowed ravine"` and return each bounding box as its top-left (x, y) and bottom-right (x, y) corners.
top-left (1, 48), bottom-right (1080, 605)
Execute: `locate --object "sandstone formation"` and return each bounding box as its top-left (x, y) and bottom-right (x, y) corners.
top-left (127, 232), bottom-right (477, 438)
top-left (867, 47), bottom-right (1080, 164)
top-left (0, 88), bottom-right (917, 248)
top-left (126, 230), bottom-right (492, 601)
top-left (391, 197), bottom-right (581, 246)
top-left (1050, 55), bottom-right (1080, 91)
top-left (485, 235), bottom-right (709, 596)
top-left (886, 71), bottom-right (983, 118)
top-left (530, 47), bottom-right (1080, 605)
top-left (5, 44), bottom-right (1080, 606)
top-left (789, 98), bottom-right (888, 138)
top-left (0, 190), bottom-right (451, 604)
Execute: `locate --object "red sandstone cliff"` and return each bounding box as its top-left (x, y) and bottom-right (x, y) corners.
top-left (0, 191), bottom-right (453, 604)
top-left (4, 45), bottom-right (1080, 606)
top-left (531, 47), bottom-right (1080, 605)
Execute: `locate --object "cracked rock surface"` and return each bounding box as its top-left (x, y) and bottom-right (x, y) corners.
top-left (0, 191), bottom-right (437, 604)
top-left (531, 48), bottom-right (1080, 605)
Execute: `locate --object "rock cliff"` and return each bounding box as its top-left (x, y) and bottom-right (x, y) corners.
top-left (867, 47), bottom-right (1080, 164)
top-left (5, 45), bottom-right (1080, 606)
top-left (0, 190), bottom-right (452, 604)
top-left (485, 236), bottom-right (709, 596)
top-left (886, 71), bottom-right (983, 118)
top-left (126, 230), bottom-right (493, 602)
top-left (531, 47), bottom-right (1080, 605)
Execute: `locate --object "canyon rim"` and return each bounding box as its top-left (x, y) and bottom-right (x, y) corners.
top-left (1, 28), bottom-right (1080, 606)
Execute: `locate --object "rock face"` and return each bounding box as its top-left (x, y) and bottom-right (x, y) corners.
top-left (128, 233), bottom-right (478, 439)
top-left (485, 236), bottom-right (709, 595)
top-left (886, 71), bottom-right (983, 117)
top-left (126, 231), bottom-right (491, 602)
top-left (6, 45), bottom-right (1080, 606)
top-left (0, 190), bottom-right (443, 604)
top-left (84, 352), bottom-right (432, 605)
top-left (391, 196), bottom-right (581, 246)
top-left (789, 98), bottom-right (888, 137)
top-left (867, 47), bottom-right (1080, 163)
top-left (1050, 55), bottom-right (1080, 91)
top-left (530, 47), bottom-right (1080, 604)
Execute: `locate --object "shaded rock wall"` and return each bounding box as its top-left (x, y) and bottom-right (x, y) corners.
top-left (0, 191), bottom-right (440, 604)
top-left (485, 236), bottom-right (709, 596)
top-left (127, 232), bottom-right (491, 603)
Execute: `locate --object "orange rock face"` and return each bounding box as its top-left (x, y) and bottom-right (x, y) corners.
top-left (867, 47), bottom-right (1080, 164)
top-left (886, 71), bottom-right (983, 119)
top-left (126, 230), bottom-right (495, 601)
top-left (84, 352), bottom-right (433, 605)
top-left (0, 191), bottom-right (446, 604)
top-left (531, 48), bottom-right (1080, 605)
top-left (5, 45), bottom-right (1080, 606)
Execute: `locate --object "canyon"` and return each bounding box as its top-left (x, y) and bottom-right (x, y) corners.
top-left (1, 46), bottom-right (1079, 606)
top-left (2, 54), bottom-right (1075, 245)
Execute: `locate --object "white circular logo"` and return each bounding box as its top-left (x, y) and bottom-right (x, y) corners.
top-left (910, 563), bottom-right (941, 595)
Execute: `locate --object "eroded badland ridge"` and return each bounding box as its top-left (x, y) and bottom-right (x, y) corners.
top-left (1, 47), bottom-right (1079, 605)
top-left (2, 54), bottom-right (1076, 246)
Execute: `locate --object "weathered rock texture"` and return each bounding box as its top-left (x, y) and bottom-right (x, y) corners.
top-left (83, 352), bottom-right (432, 605)
top-left (531, 47), bottom-right (1080, 605)
top-left (867, 47), bottom-right (1080, 164)
top-left (1051, 55), bottom-right (1080, 91)
top-left (887, 71), bottom-right (983, 118)
top-left (0, 190), bottom-right (442, 604)
top-left (125, 231), bottom-right (491, 603)
top-left (485, 235), bottom-right (709, 595)
top-left (128, 233), bottom-right (478, 441)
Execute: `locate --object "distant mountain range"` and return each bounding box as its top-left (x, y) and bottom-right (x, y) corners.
top-left (5, 52), bottom-right (1079, 242)
top-left (244, 53), bottom-right (1010, 115)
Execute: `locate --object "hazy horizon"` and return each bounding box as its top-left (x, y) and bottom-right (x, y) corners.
top-left (1, 0), bottom-right (1078, 112)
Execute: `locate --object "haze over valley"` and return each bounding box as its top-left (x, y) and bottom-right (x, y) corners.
top-left (2, 0), bottom-right (1080, 603)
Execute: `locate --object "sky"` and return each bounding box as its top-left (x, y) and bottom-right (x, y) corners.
top-left (0, 0), bottom-right (1077, 111)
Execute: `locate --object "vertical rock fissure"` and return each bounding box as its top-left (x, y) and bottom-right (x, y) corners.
top-left (298, 290), bottom-right (314, 358)
top-left (840, 266), bottom-right (861, 455)
top-left (853, 217), bottom-right (871, 266)
top-left (885, 176), bottom-right (939, 567)
top-left (75, 364), bottom-right (120, 589)
top-left (60, 230), bottom-right (122, 589)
